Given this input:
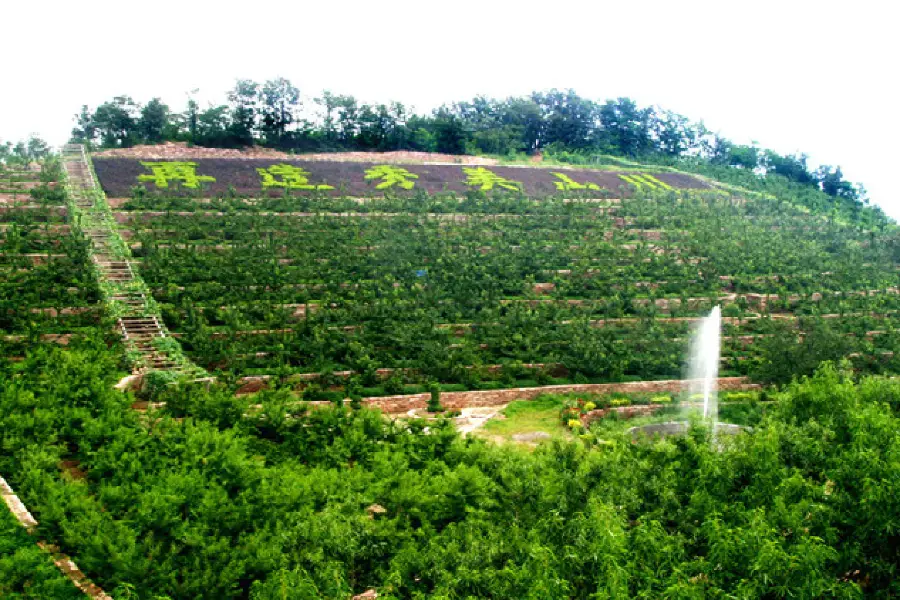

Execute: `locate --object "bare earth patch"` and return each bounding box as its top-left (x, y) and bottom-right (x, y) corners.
top-left (454, 406), bottom-right (506, 436)
top-left (93, 142), bottom-right (498, 165)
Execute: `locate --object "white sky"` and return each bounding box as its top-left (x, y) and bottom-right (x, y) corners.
top-left (3, 0), bottom-right (897, 219)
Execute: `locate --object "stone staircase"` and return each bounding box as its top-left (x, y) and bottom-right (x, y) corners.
top-left (118, 316), bottom-right (183, 370)
top-left (61, 144), bottom-right (95, 209)
top-left (61, 144), bottom-right (205, 379)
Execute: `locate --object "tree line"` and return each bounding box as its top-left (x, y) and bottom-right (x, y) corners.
top-left (70, 78), bottom-right (863, 203)
top-left (0, 136), bottom-right (51, 165)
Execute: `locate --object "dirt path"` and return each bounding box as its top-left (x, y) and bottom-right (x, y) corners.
top-left (454, 406), bottom-right (506, 436)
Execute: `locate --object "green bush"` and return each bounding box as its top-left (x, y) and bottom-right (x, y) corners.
top-left (721, 391), bottom-right (756, 402)
top-left (0, 510), bottom-right (83, 599)
top-left (383, 372), bottom-right (405, 395)
top-left (426, 381), bottom-right (443, 412)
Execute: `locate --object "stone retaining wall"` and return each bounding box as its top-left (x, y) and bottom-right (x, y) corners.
top-left (1, 475), bottom-right (38, 531)
top-left (1, 475), bottom-right (111, 599)
top-left (317, 376), bottom-right (758, 414)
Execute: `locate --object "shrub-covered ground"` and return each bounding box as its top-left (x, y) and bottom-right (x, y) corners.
top-left (0, 158), bottom-right (91, 599)
top-left (112, 182), bottom-right (900, 394)
top-left (0, 160), bottom-right (101, 338)
top-left (0, 504), bottom-right (83, 599)
top-left (1, 341), bottom-right (898, 599)
top-left (2, 153), bottom-right (898, 599)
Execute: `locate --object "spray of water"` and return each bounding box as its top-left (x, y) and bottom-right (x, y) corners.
top-left (685, 305), bottom-right (721, 422)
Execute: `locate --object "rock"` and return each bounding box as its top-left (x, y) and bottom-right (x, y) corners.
top-left (114, 374), bottom-right (141, 391)
top-left (353, 589), bottom-right (378, 599)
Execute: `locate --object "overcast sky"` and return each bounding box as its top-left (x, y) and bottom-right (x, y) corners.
top-left (3, 1), bottom-right (897, 219)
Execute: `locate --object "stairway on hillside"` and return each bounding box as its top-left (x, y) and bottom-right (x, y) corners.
top-left (61, 144), bottom-right (205, 379)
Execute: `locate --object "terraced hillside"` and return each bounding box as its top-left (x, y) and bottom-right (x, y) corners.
top-left (0, 160), bottom-right (102, 360)
top-left (93, 153), bottom-right (900, 398)
top-left (2, 146), bottom-right (899, 599)
top-left (0, 157), bottom-right (113, 599)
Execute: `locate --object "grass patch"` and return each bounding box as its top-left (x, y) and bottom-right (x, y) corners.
top-left (477, 395), bottom-right (571, 443)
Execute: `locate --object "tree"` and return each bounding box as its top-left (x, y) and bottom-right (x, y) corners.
top-left (727, 144), bottom-right (761, 169)
top-left (0, 136), bottom-right (50, 164)
top-left (596, 98), bottom-right (654, 156)
top-left (385, 101), bottom-right (409, 149)
top-left (652, 108), bottom-right (699, 156)
top-left (431, 107), bottom-right (468, 154)
top-left (335, 94), bottom-right (361, 146)
top-left (533, 89), bottom-right (597, 150)
top-left (92, 96), bottom-right (139, 147)
top-left (25, 136), bottom-right (50, 161)
top-left (11, 141), bottom-right (27, 162)
top-left (139, 97), bottom-right (170, 143)
top-left (427, 381), bottom-right (443, 412)
top-left (357, 103), bottom-right (401, 150)
top-left (752, 320), bottom-right (853, 385)
top-left (699, 132), bottom-right (732, 164)
top-left (260, 77), bottom-right (300, 147)
top-left (503, 97), bottom-right (545, 153)
top-left (227, 79), bottom-right (260, 147)
top-left (763, 151), bottom-right (817, 186)
top-left (70, 105), bottom-right (97, 144)
top-left (196, 105), bottom-right (232, 147)
top-left (315, 90), bottom-right (341, 143)
top-left (184, 89), bottom-right (200, 143)
top-left (816, 165), bottom-right (858, 200)
top-left (406, 115), bottom-right (436, 152)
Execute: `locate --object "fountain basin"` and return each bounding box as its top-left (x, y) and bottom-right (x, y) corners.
top-left (628, 421), bottom-right (750, 439)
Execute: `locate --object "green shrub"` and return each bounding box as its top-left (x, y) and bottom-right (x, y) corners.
top-left (722, 391), bottom-right (756, 402)
top-left (141, 369), bottom-right (181, 400)
top-left (427, 381), bottom-right (443, 412)
top-left (384, 372), bottom-right (405, 395)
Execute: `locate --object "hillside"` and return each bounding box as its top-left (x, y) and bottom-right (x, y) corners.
top-left (85, 148), bottom-right (899, 396)
top-left (1, 143), bottom-right (898, 598)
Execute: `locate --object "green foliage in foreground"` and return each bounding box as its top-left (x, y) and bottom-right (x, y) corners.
top-left (0, 506), bottom-right (82, 599)
top-left (1, 342), bottom-right (899, 599)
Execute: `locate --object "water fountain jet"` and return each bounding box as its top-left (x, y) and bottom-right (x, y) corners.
top-left (628, 306), bottom-right (746, 441)
top-left (687, 305), bottom-right (721, 422)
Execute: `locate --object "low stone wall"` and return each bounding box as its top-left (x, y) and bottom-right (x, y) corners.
top-left (235, 363), bottom-right (555, 395)
top-left (1, 475), bottom-right (111, 599)
top-left (1, 475), bottom-right (38, 531)
top-left (347, 377), bottom-right (757, 414)
top-left (0, 205), bottom-right (67, 217)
